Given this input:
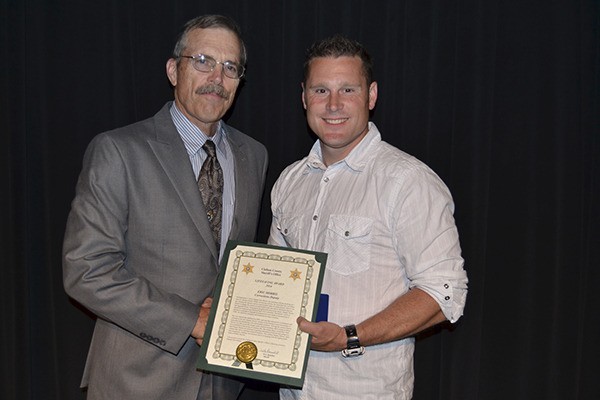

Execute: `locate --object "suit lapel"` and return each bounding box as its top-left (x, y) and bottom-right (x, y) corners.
top-left (147, 104), bottom-right (219, 262)
top-left (224, 127), bottom-right (249, 241)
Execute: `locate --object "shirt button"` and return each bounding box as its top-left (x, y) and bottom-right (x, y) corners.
top-left (345, 231), bottom-right (350, 237)
top-left (324, 177), bottom-right (330, 182)
top-left (313, 215), bottom-right (318, 221)
top-left (284, 229), bottom-right (288, 234)
top-left (444, 284), bottom-right (449, 289)
top-left (445, 296), bottom-right (450, 301)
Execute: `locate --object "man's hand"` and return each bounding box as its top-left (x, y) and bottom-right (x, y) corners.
top-left (296, 316), bottom-right (347, 352)
top-left (191, 297), bottom-right (213, 346)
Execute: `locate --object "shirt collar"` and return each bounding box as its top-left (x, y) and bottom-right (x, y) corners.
top-left (169, 102), bottom-right (227, 157)
top-left (305, 122), bottom-right (382, 173)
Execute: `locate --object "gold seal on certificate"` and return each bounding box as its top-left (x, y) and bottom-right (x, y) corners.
top-left (236, 341), bottom-right (258, 363)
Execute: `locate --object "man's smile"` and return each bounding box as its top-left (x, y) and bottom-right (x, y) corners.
top-left (322, 118), bottom-right (349, 125)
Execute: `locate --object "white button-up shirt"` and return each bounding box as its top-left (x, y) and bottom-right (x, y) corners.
top-left (269, 122), bottom-right (468, 400)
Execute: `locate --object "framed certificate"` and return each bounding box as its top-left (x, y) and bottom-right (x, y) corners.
top-left (197, 240), bottom-right (327, 388)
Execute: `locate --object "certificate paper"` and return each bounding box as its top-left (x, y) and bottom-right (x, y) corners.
top-left (197, 241), bottom-right (327, 388)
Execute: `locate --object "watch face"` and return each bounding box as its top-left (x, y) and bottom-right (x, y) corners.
top-left (344, 324), bottom-right (358, 338)
top-left (342, 324), bottom-right (364, 357)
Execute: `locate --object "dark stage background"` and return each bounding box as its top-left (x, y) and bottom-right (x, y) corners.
top-left (2, 1), bottom-right (599, 399)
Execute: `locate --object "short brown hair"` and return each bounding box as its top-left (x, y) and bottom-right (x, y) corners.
top-left (303, 35), bottom-right (373, 85)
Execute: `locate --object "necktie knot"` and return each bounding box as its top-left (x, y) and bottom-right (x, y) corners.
top-left (203, 140), bottom-right (217, 158)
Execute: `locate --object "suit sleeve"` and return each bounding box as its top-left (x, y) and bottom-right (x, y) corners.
top-left (62, 133), bottom-right (199, 355)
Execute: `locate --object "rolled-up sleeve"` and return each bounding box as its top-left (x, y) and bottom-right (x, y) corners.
top-left (411, 266), bottom-right (468, 323)
top-left (394, 168), bottom-right (468, 323)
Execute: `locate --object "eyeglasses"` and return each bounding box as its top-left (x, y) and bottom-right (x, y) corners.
top-left (178, 54), bottom-right (245, 79)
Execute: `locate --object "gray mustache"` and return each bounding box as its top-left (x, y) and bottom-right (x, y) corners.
top-left (197, 84), bottom-right (229, 100)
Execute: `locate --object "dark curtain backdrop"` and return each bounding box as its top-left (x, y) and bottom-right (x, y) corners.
top-left (2, 0), bottom-right (599, 399)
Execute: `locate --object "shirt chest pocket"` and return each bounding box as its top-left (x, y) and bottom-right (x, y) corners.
top-left (325, 215), bottom-right (373, 275)
top-left (275, 214), bottom-right (305, 249)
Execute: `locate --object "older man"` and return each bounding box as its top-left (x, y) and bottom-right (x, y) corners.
top-left (63, 15), bottom-right (268, 399)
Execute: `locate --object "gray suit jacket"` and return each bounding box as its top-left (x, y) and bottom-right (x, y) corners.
top-left (63, 103), bottom-right (268, 399)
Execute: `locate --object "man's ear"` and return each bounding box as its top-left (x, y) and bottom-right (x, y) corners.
top-left (166, 58), bottom-right (178, 87)
top-left (301, 82), bottom-right (307, 110)
top-left (368, 81), bottom-right (378, 110)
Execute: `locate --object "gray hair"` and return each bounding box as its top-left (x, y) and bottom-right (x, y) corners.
top-left (172, 14), bottom-right (247, 66)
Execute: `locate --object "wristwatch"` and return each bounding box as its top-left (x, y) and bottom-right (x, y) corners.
top-left (341, 324), bottom-right (365, 357)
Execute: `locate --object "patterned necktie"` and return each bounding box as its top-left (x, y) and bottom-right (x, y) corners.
top-left (198, 140), bottom-right (223, 250)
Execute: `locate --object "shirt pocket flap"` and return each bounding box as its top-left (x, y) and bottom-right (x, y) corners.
top-left (327, 215), bottom-right (373, 239)
top-left (276, 214), bottom-right (304, 247)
